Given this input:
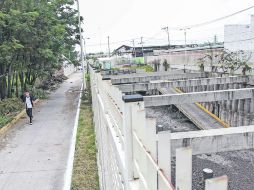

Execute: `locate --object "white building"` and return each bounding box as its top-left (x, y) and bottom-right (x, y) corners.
top-left (224, 15), bottom-right (254, 63)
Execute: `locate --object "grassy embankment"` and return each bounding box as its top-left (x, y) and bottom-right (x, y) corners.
top-left (0, 98), bottom-right (24, 127)
top-left (71, 86), bottom-right (99, 190)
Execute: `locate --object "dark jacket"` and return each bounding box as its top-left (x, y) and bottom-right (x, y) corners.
top-left (20, 95), bottom-right (35, 107)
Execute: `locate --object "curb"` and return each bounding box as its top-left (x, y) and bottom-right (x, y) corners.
top-left (63, 84), bottom-right (83, 190)
top-left (0, 99), bottom-right (40, 135)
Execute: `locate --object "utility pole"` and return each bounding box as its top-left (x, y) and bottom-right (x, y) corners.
top-left (107, 36), bottom-right (111, 58)
top-left (140, 37), bottom-right (144, 57)
top-left (76, 0), bottom-right (85, 90)
top-left (184, 29), bottom-right (187, 48)
top-left (132, 39), bottom-right (136, 58)
top-left (180, 28), bottom-right (190, 48)
top-left (83, 37), bottom-right (89, 74)
top-left (180, 28), bottom-right (190, 68)
top-left (162, 26), bottom-right (170, 50)
top-left (214, 35), bottom-right (217, 44)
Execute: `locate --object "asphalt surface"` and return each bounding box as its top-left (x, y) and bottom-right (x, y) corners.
top-left (0, 72), bottom-right (82, 190)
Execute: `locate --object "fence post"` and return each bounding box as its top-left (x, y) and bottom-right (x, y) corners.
top-left (157, 131), bottom-right (171, 189)
top-left (205, 176), bottom-right (228, 190)
top-left (122, 94), bottom-right (143, 189)
top-left (176, 147), bottom-right (192, 190)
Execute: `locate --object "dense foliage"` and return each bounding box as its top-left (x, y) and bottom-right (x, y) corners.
top-left (0, 97), bottom-right (23, 127)
top-left (0, 0), bottom-right (80, 99)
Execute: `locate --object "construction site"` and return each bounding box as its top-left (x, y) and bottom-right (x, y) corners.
top-left (90, 67), bottom-right (254, 190)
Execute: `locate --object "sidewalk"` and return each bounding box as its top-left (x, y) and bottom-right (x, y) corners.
top-left (0, 72), bottom-right (82, 190)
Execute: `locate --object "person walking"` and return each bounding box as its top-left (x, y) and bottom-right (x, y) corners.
top-left (20, 91), bottom-right (35, 125)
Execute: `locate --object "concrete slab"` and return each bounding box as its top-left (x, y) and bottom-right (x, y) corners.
top-left (144, 88), bottom-right (254, 107)
top-left (111, 72), bottom-right (207, 84)
top-left (117, 76), bottom-right (249, 93)
top-left (170, 125), bottom-right (254, 156)
top-left (0, 72), bottom-right (82, 190)
top-left (159, 88), bottom-right (225, 130)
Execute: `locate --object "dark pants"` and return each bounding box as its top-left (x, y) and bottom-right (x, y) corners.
top-left (26, 108), bottom-right (33, 123)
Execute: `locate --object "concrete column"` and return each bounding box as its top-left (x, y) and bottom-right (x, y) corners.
top-left (200, 85), bottom-right (204, 92)
top-left (205, 176), bottom-right (228, 190)
top-left (238, 99), bottom-right (245, 126)
top-left (230, 84), bottom-right (239, 127)
top-left (229, 84), bottom-right (234, 126)
top-left (208, 85), bottom-right (215, 113)
top-left (157, 131), bottom-right (171, 187)
top-left (250, 91), bottom-right (254, 124)
top-left (232, 84), bottom-right (239, 112)
top-left (238, 114), bottom-right (244, 126)
top-left (232, 112), bottom-right (238, 127)
top-left (221, 84), bottom-right (228, 123)
top-left (197, 85), bottom-right (201, 92)
top-left (226, 100), bottom-right (232, 125)
top-left (204, 85), bottom-right (210, 110)
top-left (244, 99), bottom-right (250, 113)
top-left (244, 99), bottom-right (251, 126)
top-left (218, 84), bottom-right (223, 119)
top-left (203, 85), bottom-right (207, 92)
top-left (176, 147), bottom-right (192, 190)
top-left (213, 85), bottom-right (218, 116)
top-left (123, 102), bottom-right (135, 185)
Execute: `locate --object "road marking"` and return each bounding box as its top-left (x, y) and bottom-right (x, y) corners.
top-left (63, 84), bottom-right (83, 190)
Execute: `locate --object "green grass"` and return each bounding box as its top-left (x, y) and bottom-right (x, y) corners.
top-left (131, 64), bottom-right (154, 72)
top-left (0, 115), bottom-right (11, 127)
top-left (71, 94), bottom-right (99, 190)
top-left (0, 98), bottom-right (24, 128)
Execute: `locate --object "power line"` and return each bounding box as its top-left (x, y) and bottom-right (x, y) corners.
top-left (86, 29), bottom-right (254, 48)
top-left (168, 5), bottom-right (254, 30)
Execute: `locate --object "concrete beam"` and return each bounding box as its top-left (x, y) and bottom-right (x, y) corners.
top-left (144, 88), bottom-right (254, 107)
top-left (118, 76), bottom-right (249, 93)
top-left (170, 125), bottom-right (254, 156)
top-left (111, 72), bottom-right (207, 84)
top-left (111, 70), bottom-right (185, 79)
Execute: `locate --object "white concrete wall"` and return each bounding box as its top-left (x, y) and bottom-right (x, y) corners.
top-left (171, 125), bottom-right (254, 156)
top-left (145, 47), bottom-right (223, 72)
top-left (90, 68), bottom-right (174, 190)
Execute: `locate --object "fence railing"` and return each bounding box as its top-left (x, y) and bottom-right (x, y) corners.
top-left (90, 67), bottom-right (228, 190)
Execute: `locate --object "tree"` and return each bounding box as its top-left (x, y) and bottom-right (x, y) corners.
top-left (0, 0), bottom-right (79, 99)
top-left (152, 59), bottom-right (161, 72)
top-left (162, 59), bottom-right (170, 71)
top-left (218, 50), bottom-right (251, 75)
top-left (197, 57), bottom-right (205, 72)
top-left (197, 48), bottom-right (251, 76)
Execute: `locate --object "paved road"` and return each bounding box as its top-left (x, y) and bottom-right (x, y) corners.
top-left (159, 88), bottom-right (224, 130)
top-left (0, 72), bottom-right (82, 190)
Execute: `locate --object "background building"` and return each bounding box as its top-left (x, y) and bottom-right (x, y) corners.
top-left (224, 15), bottom-right (254, 63)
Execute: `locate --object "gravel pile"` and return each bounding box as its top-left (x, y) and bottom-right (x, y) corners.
top-left (146, 105), bottom-right (199, 132)
top-left (171, 149), bottom-right (254, 190)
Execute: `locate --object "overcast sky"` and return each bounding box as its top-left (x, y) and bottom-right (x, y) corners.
top-left (79, 0), bottom-right (254, 53)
